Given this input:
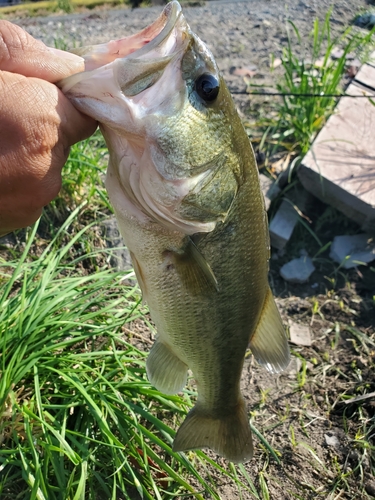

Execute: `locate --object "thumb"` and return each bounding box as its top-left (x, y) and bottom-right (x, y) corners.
top-left (0, 20), bottom-right (84, 82)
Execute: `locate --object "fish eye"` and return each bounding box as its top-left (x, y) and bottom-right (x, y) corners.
top-left (194, 74), bottom-right (219, 102)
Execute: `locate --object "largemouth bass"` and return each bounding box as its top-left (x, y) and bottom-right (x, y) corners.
top-left (59, 1), bottom-right (290, 463)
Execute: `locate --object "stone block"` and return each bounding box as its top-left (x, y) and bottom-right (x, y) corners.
top-left (259, 173), bottom-right (280, 211)
top-left (289, 322), bottom-right (312, 346)
top-left (354, 63), bottom-right (375, 89)
top-left (279, 255), bottom-right (315, 283)
top-left (269, 200), bottom-right (299, 250)
top-left (298, 82), bottom-right (375, 232)
top-left (269, 187), bottom-right (313, 250)
top-left (329, 233), bottom-right (375, 269)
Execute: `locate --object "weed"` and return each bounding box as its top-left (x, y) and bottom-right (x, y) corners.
top-left (252, 12), bottom-right (375, 177)
top-left (1, 6), bottom-right (374, 499)
top-left (57, 0), bottom-right (73, 13)
top-left (0, 0), bottom-right (126, 18)
top-left (296, 357), bottom-right (307, 389)
top-left (258, 471), bottom-right (270, 500)
top-left (259, 388), bottom-right (271, 406)
top-left (0, 214), bottom-right (259, 499)
top-left (289, 425), bottom-right (298, 447)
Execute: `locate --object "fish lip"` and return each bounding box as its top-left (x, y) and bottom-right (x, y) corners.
top-left (133, 0), bottom-right (183, 58)
top-left (58, 1), bottom-right (187, 93)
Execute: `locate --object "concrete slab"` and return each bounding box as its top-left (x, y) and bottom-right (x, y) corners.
top-left (353, 63), bottom-right (375, 89)
top-left (368, 50), bottom-right (375, 67)
top-left (298, 82), bottom-right (375, 232)
top-left (269, 187), bottom-right (314, 250)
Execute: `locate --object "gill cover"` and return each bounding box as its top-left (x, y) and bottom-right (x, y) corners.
top-left (58, 1), bottom-right (238, 235)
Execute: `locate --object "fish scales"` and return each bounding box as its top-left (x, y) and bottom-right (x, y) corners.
top-left (59, 1), bottom-right (290, 463)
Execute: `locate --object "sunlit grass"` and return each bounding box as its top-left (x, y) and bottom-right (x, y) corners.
top-left (0, 0), bottom-right (127, 18)
top-left (0, 212), bottom-right (264, 499)
top-left (250, 12), bottom-right (375, 177)
top-left (0, 7), bottom-right (374, 498)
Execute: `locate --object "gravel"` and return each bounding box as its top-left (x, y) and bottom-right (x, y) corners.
top-left (14, 0), bottom-right (371, 96)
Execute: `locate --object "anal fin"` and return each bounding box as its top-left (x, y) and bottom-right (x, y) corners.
top-left (146, 340), bottom-right (188, 395)
top-left (173, 398), bottom-right (253, 463)
top-left (250, 287), bottom-right (290, 374)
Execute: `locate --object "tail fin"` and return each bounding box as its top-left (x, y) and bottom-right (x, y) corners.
top-left (173, 398), bottom-right (253, 463)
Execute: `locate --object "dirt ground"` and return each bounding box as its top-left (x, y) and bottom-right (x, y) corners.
top-left (10, 0), bottom-right (375, 498)
top-left (15, 0), bottom-right (374, 101)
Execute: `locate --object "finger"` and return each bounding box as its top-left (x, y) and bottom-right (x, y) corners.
top-left (0, 20), bottom-right (84, 82)
top-left (0, 71), bottom-right (95, 153)
top-left (0, 72), bottom-right (96, 207)
top-left (56, 89), bottom-right (98, 147)
top-left (0, 206), bottom-right (43, 235)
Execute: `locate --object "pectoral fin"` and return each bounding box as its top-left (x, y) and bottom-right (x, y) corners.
top-left (146, 340), bottom-right (188, 395)
top-left (167, 237), bottom-right (219, 294)
top-left (249, 288), bottom-right (290, 374)
top-left (129, 251), bottom-right (148, 302)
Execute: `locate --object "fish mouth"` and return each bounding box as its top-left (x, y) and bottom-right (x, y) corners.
top-left (127, 1), bottom-right (184, 60)
top-left (58, 1), bottom-right (221, 235)
top-left (68, 1), bottom-right (185, 72)
top-left (59, 1), bottom-right (189, 94)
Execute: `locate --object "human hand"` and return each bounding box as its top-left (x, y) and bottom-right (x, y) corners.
top-left (0, 21), bottom-right (97, 236)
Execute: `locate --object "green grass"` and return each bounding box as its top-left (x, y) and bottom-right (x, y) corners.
top-left (0, 0), bottom-right (129, 18)
top-left (53, 131), bottom-right (110, 211)
top-left (250, 12), bottom-right (375, 177)
top-left (0, 212), bottom-right (263, 499)
top-left (0, 136), bottom-right (271, 498)
top-left (1, 10), bottom-right (375, 499)
top-left (38, 131), bottom-right (110, 254)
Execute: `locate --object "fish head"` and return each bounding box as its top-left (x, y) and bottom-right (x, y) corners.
top-left (59, 1), bottom-right (246, 234)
